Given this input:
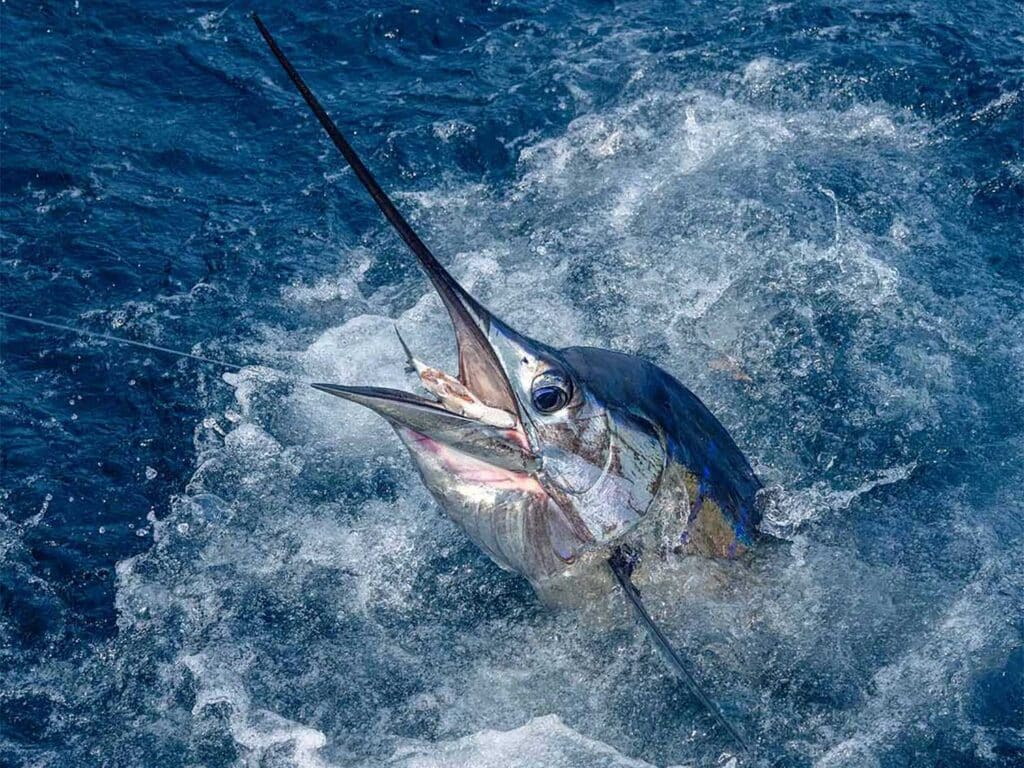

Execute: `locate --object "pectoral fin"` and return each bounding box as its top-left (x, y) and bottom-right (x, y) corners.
top-left (607, 546), bottom-right (750, 754)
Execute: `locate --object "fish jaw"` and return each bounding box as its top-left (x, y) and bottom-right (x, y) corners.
top-left (395, 426), bottom-right (600, 581)
top-left (311, 383), bottom-right (536, 474)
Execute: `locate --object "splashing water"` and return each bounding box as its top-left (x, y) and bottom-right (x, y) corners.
top-left (2, 2), bottom-right (1021, 767)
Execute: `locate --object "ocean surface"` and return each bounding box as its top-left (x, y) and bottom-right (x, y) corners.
top-left (2, 1), bottom-right (1022, 766)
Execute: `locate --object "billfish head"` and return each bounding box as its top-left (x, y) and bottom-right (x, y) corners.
top-left (314, 264), bottom-right (667, 553)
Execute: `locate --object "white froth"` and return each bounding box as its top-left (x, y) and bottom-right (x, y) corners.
top-left (388, 714), bottom-right (668, 768)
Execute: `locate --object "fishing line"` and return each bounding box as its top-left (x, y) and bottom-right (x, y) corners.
top-left (1, 310), bottom-right (254, 373)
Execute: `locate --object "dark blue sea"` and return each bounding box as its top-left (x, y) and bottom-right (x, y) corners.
top-left (2, 2), bottom-right (1022, 766)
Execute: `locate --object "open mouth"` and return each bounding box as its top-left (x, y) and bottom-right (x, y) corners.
top-left (311, 253), bottom-right (538, 475)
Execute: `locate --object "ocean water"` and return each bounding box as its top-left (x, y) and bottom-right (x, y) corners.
top-left (1, 1), bottom-right (1022, 766)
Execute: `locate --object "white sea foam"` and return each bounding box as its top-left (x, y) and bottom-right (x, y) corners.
top-left (387, 714), bottom-right (670, 768)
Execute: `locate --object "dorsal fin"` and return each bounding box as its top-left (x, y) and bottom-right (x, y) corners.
top-left (608, 547), bottom-right (750, 754)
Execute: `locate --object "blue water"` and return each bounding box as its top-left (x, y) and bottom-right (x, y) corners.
top-left (2, 1), bottom-right (1022, 766)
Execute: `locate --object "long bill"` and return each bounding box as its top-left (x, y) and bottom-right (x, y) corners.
top-left (251, 13), bottom-right (518, 417)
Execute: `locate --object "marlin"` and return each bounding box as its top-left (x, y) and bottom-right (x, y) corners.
top-left (253, 15), bottom-right (762, 751)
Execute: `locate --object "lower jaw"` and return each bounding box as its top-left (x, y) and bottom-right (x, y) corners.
top-left (398, 427), bottom-right (542, 493)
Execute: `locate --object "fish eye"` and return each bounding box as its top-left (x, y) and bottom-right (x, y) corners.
top-left (530, 370), bottom-right (573, 413)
